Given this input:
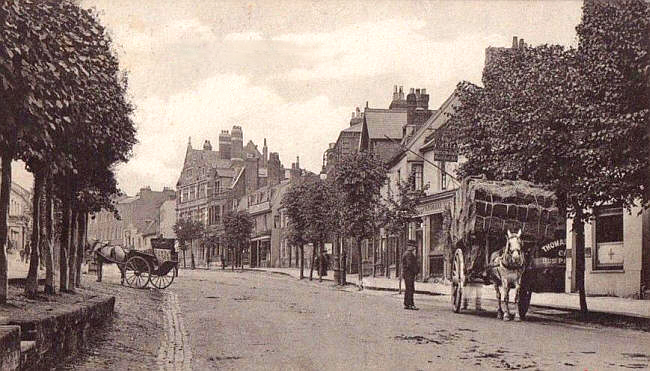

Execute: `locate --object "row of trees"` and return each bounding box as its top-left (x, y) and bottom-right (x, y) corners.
top-left (282, 149), bottom-right (426, 288)
top-left (0, 1), bottom-right (136, 303)
top-left (445, 0), bottom-right (649, 313)
top-left (172, 210), bottom-right (252, 270)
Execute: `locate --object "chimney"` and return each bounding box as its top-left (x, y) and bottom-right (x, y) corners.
top-left (406, 88), bottom-right (417, 126)
top-left (399, 86), bottom-right (404, 100)
top-left (203, 140), bottom-right (212, 151)
top-left (231, 125), bottom-right (243, 160)
top-left (415, 88), bottom-right (421, 97)
top-left (392, 85), bottom-right (399, 101)
top-left (296, 156), bottom-right (300, 169)
top-left (218, 130), bottom-right (232, 160)
top-left (416, 87), bottom-right (429, 110)
top-left (512, 36), bottom-right (518, 49)
top-left (519, 38), bottom-right (525, 49)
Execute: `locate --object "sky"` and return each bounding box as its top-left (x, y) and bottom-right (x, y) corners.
top-left (13, 0), bottom-right (583, 195)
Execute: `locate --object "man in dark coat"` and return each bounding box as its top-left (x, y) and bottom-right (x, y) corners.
top-left (402, 240), bottom-right (420, 310)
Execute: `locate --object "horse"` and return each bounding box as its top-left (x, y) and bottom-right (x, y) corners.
top-left (488, 229), bottom-right (526, 321)
top-left (89, 240), bottom-right (128, 285)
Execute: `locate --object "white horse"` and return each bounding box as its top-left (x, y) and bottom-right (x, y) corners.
top-left (488, 229), bottom-right (526, 321)
top-left (89, 240), bottom-right (128, 285)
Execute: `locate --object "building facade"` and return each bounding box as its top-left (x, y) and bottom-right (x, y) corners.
top-left (4, 181), bottom-right (31, 253)
top-left (87, 187), bottom-right (175, 250)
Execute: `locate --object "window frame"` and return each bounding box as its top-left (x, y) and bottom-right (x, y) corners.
top-left (593, 206), bottom-right (624, 271)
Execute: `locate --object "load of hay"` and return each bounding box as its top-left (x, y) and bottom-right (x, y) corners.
top-left (444, 177), bottom-right (564, 275)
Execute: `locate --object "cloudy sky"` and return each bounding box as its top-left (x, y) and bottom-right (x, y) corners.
top-left (14, 0), bottom-right (582, 195)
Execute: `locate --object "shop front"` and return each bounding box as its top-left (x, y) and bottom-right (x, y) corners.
top-left (250, 234), bottom-right (271, 268)
top-left (415, 190), bottom-right (456, 281)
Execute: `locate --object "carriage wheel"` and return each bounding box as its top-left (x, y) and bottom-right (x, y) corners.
top-left (518, 287), bottom-right (532, 320)
top-left (451, 249), bottom-right (465, 313)
top-left (125, 256), bottom-right (151, 289)
top-left (150, 269), bottom-right (175, 289)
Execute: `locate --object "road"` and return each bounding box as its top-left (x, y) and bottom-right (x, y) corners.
top-left (167, 269), bottom-right (650, 371)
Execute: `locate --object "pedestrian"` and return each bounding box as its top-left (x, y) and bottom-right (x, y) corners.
top-left (401, 240), bottom-right (419, 310)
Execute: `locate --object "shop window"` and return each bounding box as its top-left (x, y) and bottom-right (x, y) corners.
top-left (594, 207), bottom-right (624, 270)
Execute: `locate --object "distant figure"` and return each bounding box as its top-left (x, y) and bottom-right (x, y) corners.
top-left (401, 241), bottom-right (420, 310)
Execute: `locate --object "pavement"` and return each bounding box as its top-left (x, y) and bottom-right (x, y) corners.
top-left (247, 266), bottom-right (650, 319)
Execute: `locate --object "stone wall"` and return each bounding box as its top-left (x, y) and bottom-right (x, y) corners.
top-left (1, 296), bottom-right (115, 370)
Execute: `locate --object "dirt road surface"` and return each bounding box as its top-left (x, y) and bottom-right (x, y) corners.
top-left (170, 269), bottom-right (650, 370)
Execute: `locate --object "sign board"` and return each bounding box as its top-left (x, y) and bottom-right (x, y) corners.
top-left (416, 197), bottom-right (453, 216)
top-left (430, 139), bottom-right (458, 162)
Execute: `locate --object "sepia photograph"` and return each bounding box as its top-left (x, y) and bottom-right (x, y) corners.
top-left (0, 0), bottom-right (649, 370)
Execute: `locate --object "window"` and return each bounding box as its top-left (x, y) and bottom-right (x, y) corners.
top-left (412, 163), bottom-right (423, 190)
top-left (274, 215), bottom-right (280, 229)
top-left (594, 207), bottom-right (624, 270)
top-left (440, 161), bottom-right (447, 190)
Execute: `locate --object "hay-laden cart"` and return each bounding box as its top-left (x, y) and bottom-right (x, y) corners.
top-left (446, 177), bottom-right (566, 319)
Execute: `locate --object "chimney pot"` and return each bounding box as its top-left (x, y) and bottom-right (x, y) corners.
top-left (409, 88), bottom-right (415, 94)
top-left (394, 85), bottom-right (398, 93)
top-left (415, 88), bottom-right (421, 97)
top-left (519, 38), bottom-right (525, 49)
top-left (421, 88), bottom-right (427, 95)
top-left (512, 36), bottom-right (518, 48)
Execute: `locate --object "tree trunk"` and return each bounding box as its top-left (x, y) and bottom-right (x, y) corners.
top-left (75, 211), bottom-right (85, 287)
top-left (41, 174), bottom-right (55, 295)
top-left (340, 241), bottom-right (347, 285)
top-left (68, 207), bottom-right (78, 291)
top-left (59, 194), bottom-right (71, 292)
top-left (357, 237), bottom-right (363, 289)
top-left (385, 237), bottom-right (390, 279)
top-left (372, 235), bottom-right (377, 278)
top-left (574, 209), bottom-right (588, 314)
top-left (318, 241), bottom-right (324, 283)
top-left (25, 171), bottom-right (44, 299)
top-left (299, 245), bottom-right (304, 279)
top-left (309, 243), bottom-right (316, 281)
top-left (182, 249), bottom-right (187, 268)
top-left (190, 240), bottom-right (195, 269)
top-left (231, 247), bottom-right (234, 271)
top-left (0, 151), bottom-right (12, 304)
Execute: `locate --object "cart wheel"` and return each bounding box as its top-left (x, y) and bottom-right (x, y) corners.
top-left (518, 288), bottom-right (532, 320)
top-left (451, 249), bottom-right (465, 313)
top-left (125, 256), bottom-right (151, 289)
top-left (150, 268), bottom-right (175, 289)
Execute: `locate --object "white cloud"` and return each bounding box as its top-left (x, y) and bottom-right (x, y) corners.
top-left (224, 31), bottom-right (265, 41)
top-left (119, 74), bottom-right (348, 194)
top-left (273, 19), bottom-right (503, 85)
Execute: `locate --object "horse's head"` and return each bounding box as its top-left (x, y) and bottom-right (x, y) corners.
top-left (503, 229), bottom-right (525, 268)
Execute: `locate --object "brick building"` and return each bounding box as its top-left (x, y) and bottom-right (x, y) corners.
top-left (175, 126), bottom-right (289, 266)
top-left (322, 85), bottom-right (435, 177)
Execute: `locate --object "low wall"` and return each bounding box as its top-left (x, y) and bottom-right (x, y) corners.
top-left (5, 296), bottom-right (115, 370)
top-left (0, 326), bottom-right (20, 371)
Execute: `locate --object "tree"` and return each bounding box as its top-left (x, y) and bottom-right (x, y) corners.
top-left (445, 0), bottom-right (649, 313)
top-left (282, 178), bottom-right (336, 281)
top-left (222, 211), bottom-right (252, 271)
top-left (333, 151), bottom-right (388, 288)
top-left (382, 174), bottom-right (427, 288)
top-left (173, 218), bottom-right (204, 269)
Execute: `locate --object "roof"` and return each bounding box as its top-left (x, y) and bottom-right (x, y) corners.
top-left (342, 108), bottom-right (407, 139)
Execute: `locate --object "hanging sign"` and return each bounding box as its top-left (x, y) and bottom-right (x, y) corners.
top-left (430, 139), bottom-right (458, 162)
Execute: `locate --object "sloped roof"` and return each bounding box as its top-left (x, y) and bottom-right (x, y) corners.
top-left (342, 108), bottom-right (407, 139)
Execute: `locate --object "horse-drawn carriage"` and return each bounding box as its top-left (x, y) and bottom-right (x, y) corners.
top-left (446, 177), bottom-right (566, 320)
top-left (92, 237), bottom-right (178, 289)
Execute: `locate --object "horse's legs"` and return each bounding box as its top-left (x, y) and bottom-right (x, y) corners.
top-left (119, 264), bottom-right (125, 285)
top-left (513, 281), bottom-right (521, 321)
top-left (494, 283), bottom-right (503, 319)
top-left (503, 284), bottom-right (512, 321)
